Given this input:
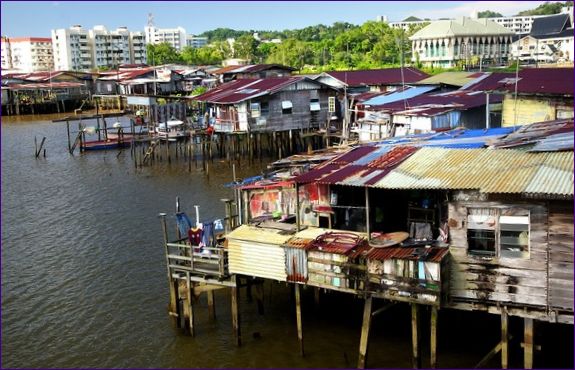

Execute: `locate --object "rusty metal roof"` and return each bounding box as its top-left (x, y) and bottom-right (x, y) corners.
top-left (367, 246), bottom-right (449, 262)
top-left (374, 147), bottom-right (573, 196)
top-left (326, 67), bottom-right (428, 87)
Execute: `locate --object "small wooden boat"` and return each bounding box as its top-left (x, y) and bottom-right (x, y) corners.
top-left (369, 231), bottom-right (410, 248)
top-left (83, 139), bottom-right (131, 151)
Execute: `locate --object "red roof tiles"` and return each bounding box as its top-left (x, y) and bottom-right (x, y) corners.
top-left (326, 67), bottom-right (428, 86)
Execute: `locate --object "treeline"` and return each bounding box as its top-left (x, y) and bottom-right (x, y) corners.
top-left (147, 21), bottom-right (426, 72)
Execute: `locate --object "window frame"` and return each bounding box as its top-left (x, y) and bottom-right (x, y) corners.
top-left (466, 207), bottom-right (530, 259)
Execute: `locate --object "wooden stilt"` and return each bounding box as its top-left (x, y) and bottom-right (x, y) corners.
top-left (160, 213), bottom-right (181, 328)
top-left (295, 284), bottom-right (304, 356)
top-left (314, 287), bottom-right (320, 307)
top-left (186, 272), bottom-right (195, 336)
top-left (358, 295), bottom-right (373, 369)
top-left (431, 306), bottom-right (438, 369)
top-left (524, 318), bottom-right (534, 369)
top-left (207, 290), bottom-right (216, 320)
top-left (501, 306), bottom-right (508, 369)
top-left (411, 303), bottom-right (421, 369)
top-left (231, 275), bottom-right (241, 346)
top-left (255, 281), bottom-right (264, 315)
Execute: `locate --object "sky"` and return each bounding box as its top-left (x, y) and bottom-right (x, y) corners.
top-left (1, 1), bottom-right (547, 37)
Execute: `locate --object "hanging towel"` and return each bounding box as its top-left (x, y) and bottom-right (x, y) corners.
top-left (202, 222), bottom-right (215, 247)
top-left (176, 212), bottom-right (193, 237)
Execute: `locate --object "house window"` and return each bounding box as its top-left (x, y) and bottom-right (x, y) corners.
top-left (467, 208), bottom-right (497, 257)
top-left (328, 96), bottom-right (336, 113)
top-left (260, 101), bottom-right (269, 116)
top-left (250, 102), bottom-right (261, 118)
top-left (282, 100), bottom-right (292, 114)
top-left (466, 207), bottom-right (530, 259)
top-left (310, 98), bottom-right (320, 111)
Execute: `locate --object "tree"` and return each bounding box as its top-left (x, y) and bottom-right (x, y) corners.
top-left (233, 34), bottom-right (259, 61)
top-left (478, 10), bottom-right (504, 18)
top-left (147, 43), bottom-right (182, 65)
top-left (516, 1), bottom-right (567, 15)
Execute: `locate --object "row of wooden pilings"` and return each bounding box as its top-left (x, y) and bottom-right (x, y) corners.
top-left (162, 275), bottom-right (540, 369)
top-left (131, 129), bottom-right (327, 172)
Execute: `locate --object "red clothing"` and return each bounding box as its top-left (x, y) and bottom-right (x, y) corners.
top-left (188, 228), bottom-right (202, 246)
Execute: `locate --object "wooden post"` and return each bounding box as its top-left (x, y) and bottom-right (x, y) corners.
top-left (66, 120), bottom-right (71, 153)
top-left (431, 306), bottom-right (438, 369)
top-left (314, 287), bottom-right (320, 307)
top-left (186, 271), bottom-right (195, 336)
top-left (295, 284), bottom-right (304, 356)
top-left (501, 306), bottom-right (508, 369)
top-left (365, 187), bottom-right (371, 240)
top-left (207, 290), bottom-right (216, 320)
top-left (231, 275), bottom-right (241, 346)
top-left (524, 318), bottom-right (534, 369)
top-left (255, 281), bottom-right (264, 315)
top-left (295, 183), bottom-right (301, 231)
top-left (358, 295), bottom-right (373, 369)
top-left (411, 303), bottom-right (421, 369)
top-left (160, 213), bottom-right (180, 328)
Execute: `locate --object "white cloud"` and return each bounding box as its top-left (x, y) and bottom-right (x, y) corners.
top-left (411, 1), bottom-right (548, 19)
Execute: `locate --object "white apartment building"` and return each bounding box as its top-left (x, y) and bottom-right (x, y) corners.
top-left (488, 15), bottom-right (545, 34)
top-left (186, 35), bottom-right (208, 49)
top-left (1, 37), bottom-right (54, 72)
top-left (52, 25), bottom-right (92, 71)
top-left (52, 25), bottom-right (147, 71)
top-left (1, 36), bottom-right (12, 69)
top-left (144, 25), bottom-right (187, 51)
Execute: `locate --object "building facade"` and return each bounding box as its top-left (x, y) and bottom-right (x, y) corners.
top-left (144, 25), bottom-right (187, 51)
top-left (51, 25), bottom-right (147, 71)
top-left (1, 36), bottom-right (13, 69)
top-left (410, 17), bottom-right (515, 68)
top-left (186, 35), bottom-right (208, 49)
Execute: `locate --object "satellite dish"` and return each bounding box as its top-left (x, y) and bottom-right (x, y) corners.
top-left (84, 126), bottom-right (96, 135)
top-left (113, 122), bottom-right (122, 128)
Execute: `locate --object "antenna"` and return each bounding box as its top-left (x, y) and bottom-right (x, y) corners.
top-left (147, 13), bottom-right (154, 27)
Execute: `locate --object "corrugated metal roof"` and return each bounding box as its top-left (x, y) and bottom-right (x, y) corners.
top-left (529, 132), bottom-right (574, 152)
top-left (362, 86), bottom-right (437, 105)
top-left (414, 72), bottom-right (488, 87)
top-left (374, 147), bottom-right (574, 196)
top-left (368, 90), bottom-right (502, 112)
top-left (226, 224), bottom-right (294, 245)
top-left (325, 67), bottom-right (428, 86)
top-left (367, 246), bottom-right (449, 262)
top-left (193, 77), bottom-right (310, 104)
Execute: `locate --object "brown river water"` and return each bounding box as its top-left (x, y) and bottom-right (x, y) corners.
top-left (1, 113), bottom-right (572, 368)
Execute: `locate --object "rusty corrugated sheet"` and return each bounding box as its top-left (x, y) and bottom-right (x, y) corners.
top-left (367, 246), bottom-right (449, 262)
top-left (375, 147), bottom-right (574, 196)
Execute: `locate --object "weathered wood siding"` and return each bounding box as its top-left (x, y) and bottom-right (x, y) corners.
top-left (247, 87), bottom-right (333, 132)
top-left (448, 200), bottom-right (549, 308)
top-left (548, 201), bottom-right (574, 312)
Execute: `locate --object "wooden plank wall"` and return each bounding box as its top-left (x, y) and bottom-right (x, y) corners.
top-left (548, 200), bottom-right (574, 312)
top-left (448, 200), bottom-right (549, 308)
top-left (248, 89), bottom-right (332, 132)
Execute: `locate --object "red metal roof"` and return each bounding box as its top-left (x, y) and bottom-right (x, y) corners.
top-left (212, 64), bottom-right (295, 75)
top-left (465, 68), bottom-right (573, 96)
top-left (295, 146), bottom-right (418, 186)
top-left (367, 246), bottom-right (449, 262)
top-left (326, 67), bottom-right (428, 86)
top-left (308, 232), bottom-right (368, 255)
top-left (192, 77), bottom-right (310, 104)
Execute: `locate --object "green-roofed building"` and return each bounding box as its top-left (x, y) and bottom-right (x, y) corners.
top-left (410, 17), bottom-right (515, 68)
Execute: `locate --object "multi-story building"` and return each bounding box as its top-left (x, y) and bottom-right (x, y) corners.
top-left (1, 36), bottom-right (54, 72)
top-left (1, 36), bottom-right (12, 69)
top-left (144, 25), bottom-right (187, 51)
top-left (410, 17), bottom-right (515, 68)
top-left (186, 35), bottom-right (208, 49)
top-left (52, 25), bottom-right (92, 71)
top-left (51, 25), bottom-right (147, 71)
top-left (488, 15), bottom-right (545, 34)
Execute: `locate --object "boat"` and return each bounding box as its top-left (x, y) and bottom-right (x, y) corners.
top-left (155, 119), bottom-right (189, 140)
top-left (82, 139), bottom-right (131, 151)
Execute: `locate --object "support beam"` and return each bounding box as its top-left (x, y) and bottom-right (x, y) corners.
top-left (411, 304), bottom-right (421, 369)
top-left (255, 281), bottom-right (264, 315)
top-left (295, 284), bottom-right (304, 357)
top-left (231, 275), bottom-right (241, 346)
top-left (357, 296), bottom-right (373, 369)
top-left (501, 306), bottom-right (508, 369)
top-left (207, 290), bottom-right (216, 320)
top-left (186, 272), bottom-right (195, 336)
top-left (431, 306), bottom-right (438, 369)
top-left (524, 318), bottom-right (534, 369)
